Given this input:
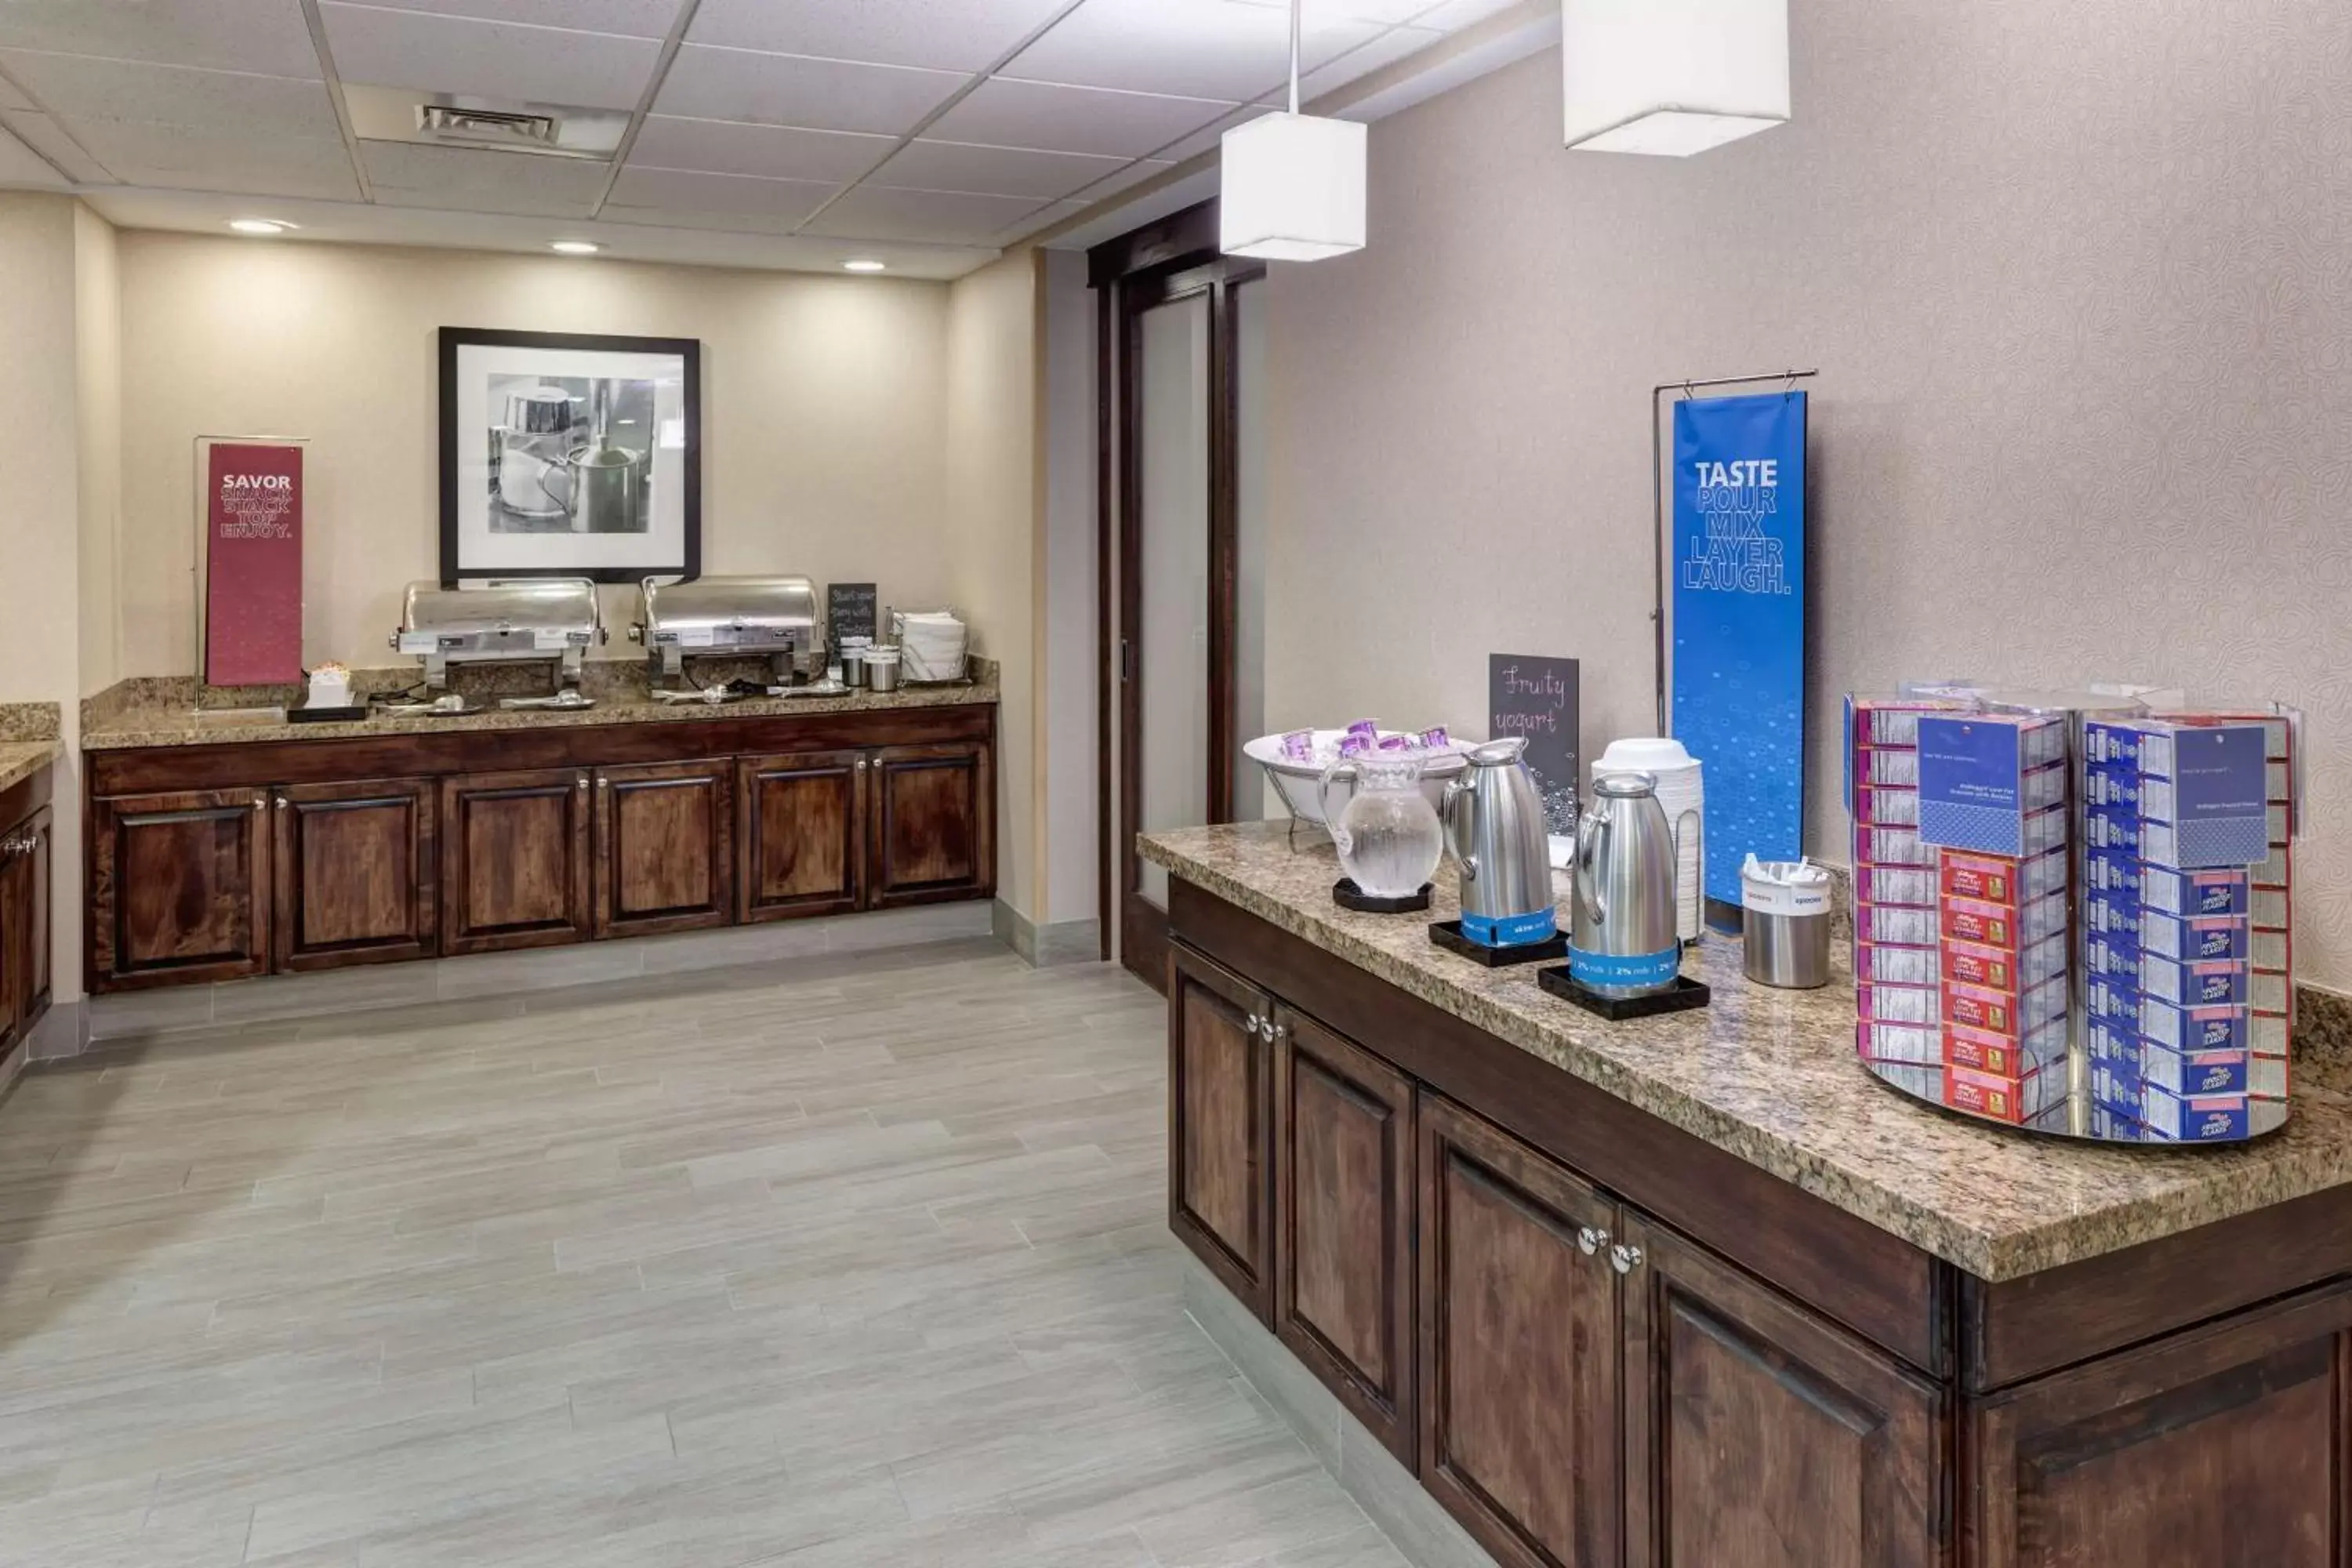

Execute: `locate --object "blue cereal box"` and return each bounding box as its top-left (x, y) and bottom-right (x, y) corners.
top-left (2142, 863), bottom-right (2250, 916)
top-left (2139, 953), bottom-right (2249, 1007)
top-left (2139, 912), bottom-right (2250, 962)
top-left (2137, 997), bottom-right (2249, 1053)
top-left (2134, 1086), bottom-right (2252, 1143)
top-left (2081, 718), bottom-right (2271, 869)
top-left (2139, 1044), bottom-right (2252, 1097)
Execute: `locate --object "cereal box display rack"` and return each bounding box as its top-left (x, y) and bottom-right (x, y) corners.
top-left (1848, 686), bottom-right (2303, 1145)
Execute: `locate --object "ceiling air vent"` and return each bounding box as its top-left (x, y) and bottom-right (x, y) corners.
top-left (417, 104), bottom-right (561, 148)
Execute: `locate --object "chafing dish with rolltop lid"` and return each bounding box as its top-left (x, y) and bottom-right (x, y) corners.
top-left (387, 578), bottom-right (606, 706)
top-left (630, 575), bottom-right (819, 695)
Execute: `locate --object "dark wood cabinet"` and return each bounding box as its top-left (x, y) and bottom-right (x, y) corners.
top-left (1418, 1093), bottom-right (1623, 1568)
top-left (0, 804), bottom-right (52, 1052)
top-left (90, 787), bottom-right (272, 988)
top-left (1622, 1211), bottom-right (1945, 1568)
top-left (738, 750), bottom-right (863, 920)
top-left (1969, 1278), bottom-right (2352, 1568)
top-left (438, 768), bottom-right (593, 956)
top-left (868, 742), bottom-right (993, 908)
top-left (1169, 945), bottom-right (1275, 1321)
top-left (593, 760), bottom-right (732, 938)
top-left (271, 779), bottom-right (437, 971)
top-left (1274, 1007), bottom-right (1416, 1461)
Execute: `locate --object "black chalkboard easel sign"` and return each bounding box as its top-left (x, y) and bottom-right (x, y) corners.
top-left (828, 583), bottom-right (877, 645)
top-left (1490, 654), bottom-right (1581, 835)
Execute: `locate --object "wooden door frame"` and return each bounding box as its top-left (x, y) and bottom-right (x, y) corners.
top-left (1091, 200), bottom-right (1265, 986)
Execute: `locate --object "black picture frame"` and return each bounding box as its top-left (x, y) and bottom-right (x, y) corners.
top-left (437, 326), bottom-right (702, 585)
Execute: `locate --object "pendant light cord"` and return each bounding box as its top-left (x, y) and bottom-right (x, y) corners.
top-left (1287, 0), bottom-right (1301, 113)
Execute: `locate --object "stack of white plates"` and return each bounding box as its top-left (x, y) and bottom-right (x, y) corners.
top-left (1595, 738), bottom-right (1705, 942)
top-left (895, 610), bottom-right (967, 683)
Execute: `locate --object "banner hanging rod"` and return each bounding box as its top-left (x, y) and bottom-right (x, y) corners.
top-left (1650, 368), bottom-right (1820, 735)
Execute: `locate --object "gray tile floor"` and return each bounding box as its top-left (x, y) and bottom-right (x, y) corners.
top-left (0, 939), bottom-right (1408, 1568)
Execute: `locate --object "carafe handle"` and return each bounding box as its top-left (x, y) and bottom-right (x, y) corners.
top-left (1318, 760), bottom-right (1358, 860)
top-left (1442, 775), bottom-right (1476, 883)
top-left (1574, 805), bottom-right (1608, 926)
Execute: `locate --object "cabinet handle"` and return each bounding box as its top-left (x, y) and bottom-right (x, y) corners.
top-left (1245, 1013), bottom-right (1262, 1036)
top-left (252, 797), bottom-right (266, 811)
top-left (578, 775), bottom-right (590, 791)
top-left (1610, 1243), bottom-right (1644, 1276)
top-left (1577, 1225), bottom-right (1609, 1257)
top-left (274, 797), bottom-right (288, 811)
top-left (857, 758), bottom-right (869, 772)
top-left (598, 778), bottom-right (610, 789)
top-left (1269, 1022), bottom-right (1287, 1044)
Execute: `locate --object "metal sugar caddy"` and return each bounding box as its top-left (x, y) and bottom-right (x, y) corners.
top-left (1848, 683), bottom-right (2304, 1145)
top-left (630, 575), bottom-right (822, 701)
top-left (388, 578), bottom-right (606, 711)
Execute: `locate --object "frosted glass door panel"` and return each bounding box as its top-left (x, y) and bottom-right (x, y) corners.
top-left (1138, 293), bottom-right (1210, 909)
top-left (1233, 279), bottom-right (1272, 819)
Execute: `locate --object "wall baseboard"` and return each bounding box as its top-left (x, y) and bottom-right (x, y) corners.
top-left (992, 900), bottom-right (1101, 968)
top-left (78, 903), bottom-right (996, 1052)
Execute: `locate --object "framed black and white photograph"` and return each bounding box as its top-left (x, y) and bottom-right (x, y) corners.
top-left (438, 327), bottom-right (700, 583)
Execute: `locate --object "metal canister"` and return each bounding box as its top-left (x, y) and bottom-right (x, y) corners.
top-left (1740, 855), bottom-right (1833, 989)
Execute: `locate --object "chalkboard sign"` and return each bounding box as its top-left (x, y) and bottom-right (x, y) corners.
top-left (827, 582), bottom-right (877, 644)
top-left (1490, 654), bottom-right (1581, 834)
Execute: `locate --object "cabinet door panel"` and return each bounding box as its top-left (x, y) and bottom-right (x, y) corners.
top-left (1170, 945), bottom-right (1274, 1320)
top-left (91, 789), bottom-right (271, 989)
top-left (868, 742), bottom-right (993, 907)
top-left (595, 760), bottom-right (732, 938)
top-left (439, 769), bottom-right (593, 955)
top-left (273, 780), bottom-right (437, 971)
top-left (1276, 1007), bottom-right (1415, 1461)
top-left (0, 806), bottom-right (48, 1047)
top-left (1419, 1094), bottom-right (1621, 1568)
top-left (1622, 1213), bottom-right (1944, 1568)
top-left (738, 751), bottom-right (862, 921)
top-left (1970, 1279), bottom-right (2352, 1568)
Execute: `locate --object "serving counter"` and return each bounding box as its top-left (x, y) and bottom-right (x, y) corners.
top-left (1142, 820), bottom-right (2352, 1568)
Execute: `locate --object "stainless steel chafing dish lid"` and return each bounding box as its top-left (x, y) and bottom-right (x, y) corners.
top-left (390, 579), bottom-right (602, 659)
top-left (633, 575), bottom-right (818, 652)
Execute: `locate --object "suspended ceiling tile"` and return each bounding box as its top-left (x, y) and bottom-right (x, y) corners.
top-left (869, 138), bottom-right (1130, 201)
top-left (319, 3), bottom-right (662, 111)
top-left (686, 0), bottom-right (1079, 75)
top-left (1298, 24), bottom-right (1442, 96)
top-left (989, 197), bottom-right (1087, 245)
top-left (66, 121), bottom-right (361, 199)
top-left (362, 141), bottom-right (611, 216)
top-left (1230, 0), bottom-right (1446, 23)
top-left (1004, 0), bottom-right (1381, 102)
top-left (0, 71), bottom-right (36, 111)
top-left (1409, 0), bottom-right (1530, 29)
top-left (801, 183), bottom-right (1047, 246)
top-left (0, 0), bottom-right (324, 78)
top-left (605, 165), bottom-right (840, 228)
top-left (0, 110), bottom-right (111, 181)
top-left (1156, 101), bottom-right (1274, 162)
top-left (0, 52), bottom-right (341, 135)
top-left (346, 0), bottom-right (686, 40)
top-left (628, 114), bottom-right (892, 184)
top-left (1064, 157), bottom-right (1173, 202)
top-left (924, 76), bottom-right (1232, 159)
top-left (0, 118), bottom-right (68, 187)
top-left (655, 45), bottom-right (963, 137)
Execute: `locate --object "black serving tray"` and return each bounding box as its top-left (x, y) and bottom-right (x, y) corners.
top-left (1335, 879), bottom-right (1432, 914)
top-left (1428, 920), bottom-right (1569, 967)
top-left (1537, 965), bottom-right (1711, 1020)
top-left (287, 706), bottom-right (368, 724)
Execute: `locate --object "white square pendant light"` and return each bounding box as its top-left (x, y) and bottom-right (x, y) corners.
top-left (1221, 112), bottom-right (1367, 262)
top-left (1563, 0), bottom-right (1790, 156)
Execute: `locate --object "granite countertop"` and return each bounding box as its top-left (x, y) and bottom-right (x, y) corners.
top-left (1140, 821), bottom-right (2352, 1282)
top-left (82, 677), bottom-right (997, 751)
top-left (0, 740), bottom-right (60, 794)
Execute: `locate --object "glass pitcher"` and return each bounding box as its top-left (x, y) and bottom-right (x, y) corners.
top-left (1319, 753), bottom-right (1443, 899)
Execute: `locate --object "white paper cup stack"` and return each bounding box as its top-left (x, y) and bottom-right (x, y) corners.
top-left (1595, 738), bottom-right (1705, 942)
top-left (895, 611), bottom-right (968, 682)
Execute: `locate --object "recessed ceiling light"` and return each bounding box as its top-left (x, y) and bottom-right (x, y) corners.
top-left (842, 259), bottom-right (887, 273)
top-left (229, 218), bottom-right (295, 235)
top-left (550, 240), bottom-right (601, 255)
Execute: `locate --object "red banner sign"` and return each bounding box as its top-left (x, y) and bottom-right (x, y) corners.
top-left (203, 441), bottom-right (303, 686)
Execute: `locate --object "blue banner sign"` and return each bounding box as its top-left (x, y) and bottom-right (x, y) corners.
top-left (1672, 390), bottom-right (1806, 905)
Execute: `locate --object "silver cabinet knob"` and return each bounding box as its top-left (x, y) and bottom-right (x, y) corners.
top-left (252, 797), bottom-right (266, 811)
top-left (1269, 1022), bottom-right (1287, 1043)
top-left (578, 775), bottom-right (590, 790)
top-left (1245, 1013), bottom-right (1262, 1036)
top-left (1577, 1226), bottom-right (1609, 1257)
top-left (274, 797), bottom-right (288, 811)
top-left (1610, 1243), bottom-right (1644, 1276)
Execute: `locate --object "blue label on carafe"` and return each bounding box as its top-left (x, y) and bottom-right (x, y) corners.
top-left (1569, 944), bottom-right (1682, 990)
top-left (1461, 908), bottom-right (1558, 948)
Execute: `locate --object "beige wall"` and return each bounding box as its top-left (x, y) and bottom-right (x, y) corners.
top-left (117, 232), bottom-right (954, 673)
top-left (943, 251), bottom-right (1043, 921)
top-left (0, 192), bottom-right (116, 1005)
top-left (1265, 2), bottom-right (2352, 985)
top-left (74, 205), bottom-right (121, 699)
top-left (1039, 248), bottom-right (1100, 933)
